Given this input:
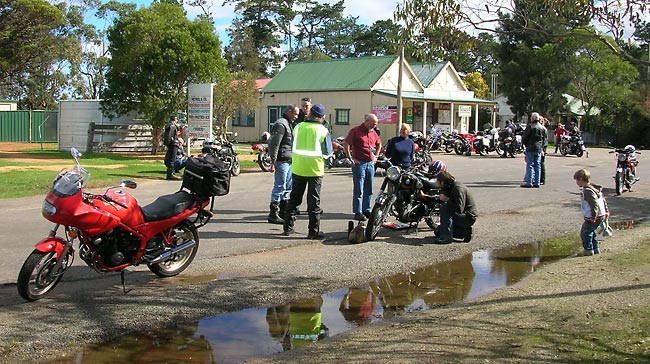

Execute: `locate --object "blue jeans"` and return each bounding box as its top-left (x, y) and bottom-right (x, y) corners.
top-left (438, 203), bottom-right (471, 240)
top-left (351, 162), bottom-right (375, 214)
top-left (270, 162), bottom-right (292, 203)
top-left (580, 220), bottom-right (600, 252)
top-left (524, 151), bottom-right (542, 186)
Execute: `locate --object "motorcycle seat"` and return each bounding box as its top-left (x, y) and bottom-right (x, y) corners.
top-left (420, 177), bottom-right (439, 190)
top-left (141, 191), bottom-right (196, 222)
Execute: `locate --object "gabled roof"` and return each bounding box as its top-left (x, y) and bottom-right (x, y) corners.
top-left (262, 56), bottom-right (398, 93)
top-left (409, 62), bottom-right (447, 86)
top-left (256, 78), bottom-right (271, 90)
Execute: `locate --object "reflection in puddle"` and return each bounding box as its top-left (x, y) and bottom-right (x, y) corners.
top-left (609, 217), bottom-right (649, 231)
top-left (53, 242), bottom-right (575, 363)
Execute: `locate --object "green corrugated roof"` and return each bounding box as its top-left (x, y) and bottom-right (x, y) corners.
top-left (409, 63), bottom-right (446, 86)
top-left (262, 56), bottom-right (398, 93)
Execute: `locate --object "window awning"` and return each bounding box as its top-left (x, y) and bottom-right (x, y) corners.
top-left (373, 90), bottom-right (497, 106)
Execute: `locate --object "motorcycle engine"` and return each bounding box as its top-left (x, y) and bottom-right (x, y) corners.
top-left (90, 228), bottom-right (140, 267)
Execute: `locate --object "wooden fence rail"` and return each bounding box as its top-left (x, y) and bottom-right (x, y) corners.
top-left (87, 122), bottom-right (154, 153)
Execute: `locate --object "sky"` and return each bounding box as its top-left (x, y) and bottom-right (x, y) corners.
top-left (125, 0), bottom-right (400, 44)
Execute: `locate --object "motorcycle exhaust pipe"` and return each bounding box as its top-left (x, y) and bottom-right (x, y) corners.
top-left (147, 240), bottom-right (196, 265)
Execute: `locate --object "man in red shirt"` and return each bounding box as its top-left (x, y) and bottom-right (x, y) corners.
top-left (343, 113), bottom-right (382, 221)
top-left (554, 123), bottom-right (568, 153)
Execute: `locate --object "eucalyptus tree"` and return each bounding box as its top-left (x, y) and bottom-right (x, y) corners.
top-left (0, 0), bottom-right (82, 109)
top-left (222, 0), bottom-right (295, 75)
top-left (101, 2), bottom-right (227, 152)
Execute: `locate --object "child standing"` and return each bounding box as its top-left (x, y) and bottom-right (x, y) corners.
top-left (573, 169), bottom-right (608, 256)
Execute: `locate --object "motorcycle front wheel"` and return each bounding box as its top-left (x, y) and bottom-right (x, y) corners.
top-left (148, 221), bottom-right (199, 277)
top-left (17, 250), bottom-right (64, 301)
top-left (454, 141), bottom-right (465, 155)
top-left (576, 148), bottom-right (584, 157)
top-left (559, 144), bottom-right (568, 156)
top-left (258, 152), bottom-right (273, 172)
top-left (231, 157), bottom-right (241, 176)
top-left (615, 171), bottom-right (624, 195)
top-left (366, 194), bottom-right (397, 241)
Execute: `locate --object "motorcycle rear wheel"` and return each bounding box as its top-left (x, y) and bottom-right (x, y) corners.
top-left (17, 250), bottom-right (64, 301)
top-left (444, 143), bottom-right (454, 153)
top-left (366, 194), bottom-right (396, 241)
top-left (258, 152), bottom-right (273, 172)
top-left (615, 171), bottom-right (624, 195)
top-left (148, 221), bottom-right (199, 277)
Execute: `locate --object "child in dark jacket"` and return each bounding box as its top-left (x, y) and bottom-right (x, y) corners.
top-left (573, 169), bottom-right (608, 256)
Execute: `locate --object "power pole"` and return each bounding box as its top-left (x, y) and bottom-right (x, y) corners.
top-left (396, 46), bottom-right (404, 137)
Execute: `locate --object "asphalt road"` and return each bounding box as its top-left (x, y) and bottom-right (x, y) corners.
top-left (1, 147), bottom-right (646, 285)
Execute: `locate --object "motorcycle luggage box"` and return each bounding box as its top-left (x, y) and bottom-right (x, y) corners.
top-left (182, 155), bottom-right (231, 197)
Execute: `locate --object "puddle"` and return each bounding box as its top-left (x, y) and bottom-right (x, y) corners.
top-left (49, 241), bottom-right (575, 363)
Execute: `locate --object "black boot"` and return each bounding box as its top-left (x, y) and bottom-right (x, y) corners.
top-left (278, 200), bottom-right (288, 220)
top-left (166, 168), bottom-right (179, 180)
top-left (267, 203), bottom-right (284, 224)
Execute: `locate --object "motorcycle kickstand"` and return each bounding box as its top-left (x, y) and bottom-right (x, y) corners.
top-left (120, 270), bottom-right (131, 295)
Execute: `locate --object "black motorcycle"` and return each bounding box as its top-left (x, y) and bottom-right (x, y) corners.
top-left (558, 133), bottom-right (586, 157)
top-left (453, 134), bottom-right (472, 156)
top-left (497, 128), bottom-right (523, 158)
top-left (366, 162), bottom-right (441, 241)
top-left (202, 134), bottom-right (241, 176)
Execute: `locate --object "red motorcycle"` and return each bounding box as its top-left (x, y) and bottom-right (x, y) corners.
top-left (251, 143), bottom-right (272, 172)
top-left (17, 148), bottom-right (229, 301)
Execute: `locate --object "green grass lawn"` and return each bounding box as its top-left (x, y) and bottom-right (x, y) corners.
top-left (0, 146), bottom-right (257, 199)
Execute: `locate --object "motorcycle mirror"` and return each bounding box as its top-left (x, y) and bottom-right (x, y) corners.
top-left (70, 147), bottom-right (81, 160)
top-left (120, 180), bottom-right (137, 189)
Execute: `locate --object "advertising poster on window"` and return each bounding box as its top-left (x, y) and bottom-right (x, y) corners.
top-left (373, 105), bottom-right (397, 125)
top-left (187, 83), bottom-right (213, 140)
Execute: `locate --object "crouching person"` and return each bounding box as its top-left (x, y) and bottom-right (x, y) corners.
top-left (432, 171), bottom-right (477, 244)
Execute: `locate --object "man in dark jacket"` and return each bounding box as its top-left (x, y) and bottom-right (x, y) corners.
top-left (267, 105), bottom-right (299, 224)
top-left (520, 112), bottom-right (547, 188)
top-left (432, 171), bottom-right (477, 244)
top-left (164, 116), bottom-right (180, 180)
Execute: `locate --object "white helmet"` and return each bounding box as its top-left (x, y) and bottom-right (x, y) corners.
top-left (452, 129), bottom-right (458, 136)
top-left (202, 139), bottom-right (213, 148)
top-left (624, 145), bottom-right (635, 153)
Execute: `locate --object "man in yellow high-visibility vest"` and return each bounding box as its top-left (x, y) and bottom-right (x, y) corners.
top-left (283, 104), bottom-right (333, 239)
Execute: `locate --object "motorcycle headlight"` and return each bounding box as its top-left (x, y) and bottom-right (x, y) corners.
top-left (42, 200), bottom-right (56, 217)
top-left (386, 166), bottom-right (401, 181)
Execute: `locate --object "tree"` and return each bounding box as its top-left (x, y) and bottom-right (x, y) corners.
top-left (496, 2), bottom-right (578, 118)
top-left (212, 71), bottom-right (259, 140)
top-left (353, 20), bottom-right (401, 57)
top-left (222, 0), bottom-right (295, 75)
top-left (426, 0), bottom-right (649, 67)
top-left (566, 37), bottom-right (638, 138)
top-left (101, 2), bottom-right (227, 153)
top-left (463, 72), bottom-right (490, 99)
top-left (0, 0), bottom-right (79, 109)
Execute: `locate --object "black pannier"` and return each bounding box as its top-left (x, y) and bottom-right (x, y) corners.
top-left (182, 155), bottom-right (230, 197)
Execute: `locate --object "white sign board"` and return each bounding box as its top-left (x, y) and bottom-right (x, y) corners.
top-left (458, 105), bottom-right (472, 117)
top-left (187, 83), bottom-right (213, 140)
